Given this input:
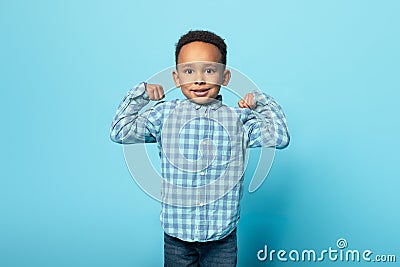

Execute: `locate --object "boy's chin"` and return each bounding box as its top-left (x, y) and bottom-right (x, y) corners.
top-left (188, 96), bottom-right (217, 105)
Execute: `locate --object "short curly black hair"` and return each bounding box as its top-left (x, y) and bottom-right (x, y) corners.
top-left (175, 30), bottom-right (227, 65)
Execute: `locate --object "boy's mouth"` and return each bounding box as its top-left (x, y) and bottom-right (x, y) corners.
top-left (191, 88), bottom-right (210, 97)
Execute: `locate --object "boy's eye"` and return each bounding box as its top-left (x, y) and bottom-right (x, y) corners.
top-left (205, 68), bottom-right (216, 74)
top-left (183, 69), bottom-right (194, 74)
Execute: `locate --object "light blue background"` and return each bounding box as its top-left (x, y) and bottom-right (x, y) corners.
top-left (1, 0), bottom-right (399, 266)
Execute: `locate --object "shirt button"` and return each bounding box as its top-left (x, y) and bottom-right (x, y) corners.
top-left (200, 171), bottom-right (205, 176)
top-left (199, 202), bottom-right (204, 207)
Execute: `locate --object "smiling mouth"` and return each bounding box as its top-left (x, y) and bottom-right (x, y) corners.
top-left (191, 88), bottom-right (210, 97)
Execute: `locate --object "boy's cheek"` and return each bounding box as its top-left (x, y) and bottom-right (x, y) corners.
top-left (180, 86), bottom-right (193, 99)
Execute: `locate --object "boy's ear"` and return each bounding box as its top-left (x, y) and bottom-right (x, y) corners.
top-left (222, 69), bottom-right (231, 86)
top-left (172, 70), bottom-right (181, 88)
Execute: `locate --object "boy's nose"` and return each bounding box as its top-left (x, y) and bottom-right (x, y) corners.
top-left (193, 72), bottom-right (206, 85)
top-left (194, 80), bottom-right (206, 85)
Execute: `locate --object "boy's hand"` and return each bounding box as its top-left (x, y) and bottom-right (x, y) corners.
top-left (145, 83), bottom-right (165, 101)
top-left (238, 93), bottom-right (257, 109)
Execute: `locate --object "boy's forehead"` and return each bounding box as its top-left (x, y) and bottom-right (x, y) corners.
top-left (177, 41), bottom-right (222, 64)
top-left (177, 61), bottom-right (224, 69)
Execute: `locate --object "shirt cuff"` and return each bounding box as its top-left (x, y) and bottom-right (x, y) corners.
top-left (128, 82), bottom-right (148, 99)
top-left (252, 90), bottom-right (275, 106)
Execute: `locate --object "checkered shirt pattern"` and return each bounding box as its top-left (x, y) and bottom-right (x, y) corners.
top-left (110, 82), bottom-right (290, 241)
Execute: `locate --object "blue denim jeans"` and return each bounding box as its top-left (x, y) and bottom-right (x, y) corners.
top-left (164, 229), bottom-right (237, 267)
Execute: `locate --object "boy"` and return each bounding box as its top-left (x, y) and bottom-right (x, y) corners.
top-left (110, 30), bottom-right (290, 267)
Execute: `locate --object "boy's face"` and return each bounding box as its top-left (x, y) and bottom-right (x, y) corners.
top-left (173, 41), bottom-right (231, 104)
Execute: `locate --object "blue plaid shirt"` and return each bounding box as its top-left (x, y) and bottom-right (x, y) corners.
top-left (110, 82), bottom-right (290, 242)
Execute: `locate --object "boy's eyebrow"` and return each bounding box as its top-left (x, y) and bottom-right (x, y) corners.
top-left (178, 62), bottom-right (222, 69)
top-left (179, 63), bottom-right (193, 68)
top-left (203, 63), bottom-right (219, 68)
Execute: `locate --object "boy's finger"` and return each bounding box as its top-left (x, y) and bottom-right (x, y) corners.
top-left (243, 94), bottom-right (249, 102)
top-left (244, 93), bottom-right (256, 109)
top-left (238, 99), bottom-right (250, 108)
top-left (146, 84), bottom-right (164, 100)
top-left (244, 93), bottom-right (253, 104)
top-left (146, 84), bottom-right (154, 99)
top-left (147, 88), bottom-right (155, 100)
top-left (153, 89), bottom-right (160, 100)
top-left (157, 87), bottom-right (165, 99)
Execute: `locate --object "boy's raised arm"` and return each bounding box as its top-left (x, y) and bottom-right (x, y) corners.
top-left (240, 91), bottom-right (290, 149)
top-left (109, 82), bottom-right (164, 144)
